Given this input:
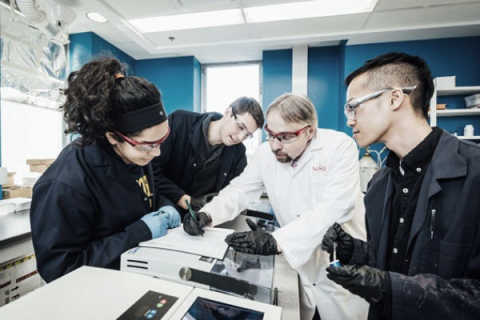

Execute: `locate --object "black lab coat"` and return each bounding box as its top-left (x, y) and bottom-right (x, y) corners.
top-left (30, 140), bottom-right (168, 282)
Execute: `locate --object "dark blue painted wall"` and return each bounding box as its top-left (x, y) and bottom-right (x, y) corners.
top-left (262, 49), bottom-right (292, 109)
top-left (136, 56), bottom-right (199, 115)
top-left (69, 32), bottom-right (136, 73)
top-left (308, 46), bottom-right (343, 130)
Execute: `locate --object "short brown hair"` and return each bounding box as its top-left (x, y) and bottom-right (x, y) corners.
top-left (230, 97), bottom-right (264, 129)
top-left (266, 93), bottom-right (318, 129)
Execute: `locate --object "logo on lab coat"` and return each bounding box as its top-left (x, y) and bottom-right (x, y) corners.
top-left (312, 165), bottom-right (326, 172)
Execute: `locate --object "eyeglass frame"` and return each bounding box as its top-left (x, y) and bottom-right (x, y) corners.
top-left (114, 126), bottom-right (170, 152)
top-left (231, 108), bottom-right (254, 140)
top-left (264, 124), bottom-right (311, 144)
top-left (344, 86), bottom-right (417, 121)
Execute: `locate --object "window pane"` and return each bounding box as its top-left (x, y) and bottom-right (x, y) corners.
top-left (204, 63), bottom-right (261, 159)
top-left (1, 100), bottom-right (64, 178)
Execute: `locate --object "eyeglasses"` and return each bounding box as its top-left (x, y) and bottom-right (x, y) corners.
top-left (231, 109), bottom-right (254, 140)
top-left (344, 86), bottom-right (417, 121)
top-left (265, 125), bottom-right (311, 144)
top-left (114, 127), bottom-right (170, 152)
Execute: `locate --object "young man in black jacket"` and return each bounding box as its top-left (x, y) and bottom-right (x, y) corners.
top-left (322, 52), bottom-right (480, 319)
top-left (152, 97), bottom-right (264, 214)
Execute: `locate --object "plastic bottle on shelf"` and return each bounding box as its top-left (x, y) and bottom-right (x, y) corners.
top-left (464, 124), bottom-right (474, 137)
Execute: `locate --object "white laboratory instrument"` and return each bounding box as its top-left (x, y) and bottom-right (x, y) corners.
top-left (359, 150), bottom-right (379, 193)
top-left (121, 245), bottom-right (275, 304)
top-left (0, 266), bottom-right (281, 320)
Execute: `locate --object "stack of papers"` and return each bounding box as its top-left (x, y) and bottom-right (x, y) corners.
top-left (139, 225), bottom-right (234, 260)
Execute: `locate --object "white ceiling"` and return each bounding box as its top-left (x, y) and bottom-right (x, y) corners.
top-left (54, 0), bottom-right (480, 63)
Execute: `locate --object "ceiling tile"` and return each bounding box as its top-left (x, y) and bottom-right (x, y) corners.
top-left (248, 13), bottom-right (370, 38)
top-left (374, 0), bottom-right (480, 11)
top-left (144, 24), bottom-right (251, 47)
top-left (366, 3), bottom-right (480, 29)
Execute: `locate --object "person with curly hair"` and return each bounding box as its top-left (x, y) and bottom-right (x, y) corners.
top-left (30, 57), bottom-right (180, 283)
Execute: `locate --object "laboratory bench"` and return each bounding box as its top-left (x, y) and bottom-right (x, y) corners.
top-left (0, 209), bottom-right (31, 248)
top-left (0, 211), bottom-right (301, 319)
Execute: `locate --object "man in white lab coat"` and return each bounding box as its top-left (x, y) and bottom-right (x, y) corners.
top-left (183, 93), bottom-right (369, 320)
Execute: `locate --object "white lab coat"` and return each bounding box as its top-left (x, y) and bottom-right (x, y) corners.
top-left (202, 129), bottom-right (369, 320)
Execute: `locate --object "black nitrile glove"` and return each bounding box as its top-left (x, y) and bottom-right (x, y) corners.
top-left (183, 211), bottom-right (212, 236)
top-left (326, 264), bottom-right (389, 305)
top-left (190, 192), bottom-right (218, 211)
top-left (225, 218), bottom-right (279, 255)
top-left (321, 222), bottom-right (355, 264)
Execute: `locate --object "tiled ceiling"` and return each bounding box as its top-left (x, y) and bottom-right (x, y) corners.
top-left (55, 0), bottom-right (480, 63)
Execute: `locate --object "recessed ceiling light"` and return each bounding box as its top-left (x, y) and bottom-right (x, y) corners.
top-left (86, 12), bottom-right (108, 23)
top-left (128, 9), bottom-right (244, 33)
top-left (244, 0), bottom-right (378, 23)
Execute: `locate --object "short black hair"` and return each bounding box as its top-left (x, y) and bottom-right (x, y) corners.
top-left (229, 97), bottom-right (264, 129)
top-left (345, 52), bottom-right (434, 119)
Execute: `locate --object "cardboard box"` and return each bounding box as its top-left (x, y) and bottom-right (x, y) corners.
top-left (2, 187), bottom-right (33, 199)
top-left (29, 164), bottom-right (49, 173)
top-left (26, 159), bottom-right (55, 166)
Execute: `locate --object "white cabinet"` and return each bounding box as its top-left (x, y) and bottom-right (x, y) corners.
top-left (429, 78), bottom-right (480, 140)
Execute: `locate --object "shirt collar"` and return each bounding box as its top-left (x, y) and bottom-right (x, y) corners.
top-left (386, 127), bottom-right (443, 175)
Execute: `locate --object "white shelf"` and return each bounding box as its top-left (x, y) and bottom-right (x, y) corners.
top-left (457, 136), bottom-right (480, 140)
top-left (437, 87), bottom-right (480, 96)
top-left (429, 79), bottom-right (480, 127)
top-left (435, 108), bottom-right (480, 117)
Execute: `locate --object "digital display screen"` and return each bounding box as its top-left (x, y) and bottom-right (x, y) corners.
top-left (182, 297), bottom-right (264, 320)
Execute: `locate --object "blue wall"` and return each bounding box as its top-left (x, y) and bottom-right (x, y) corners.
top-left (136, 56), bottom-right (200, 115)
top-left (262, 49), bottom-right (292, 109)
top-left (69, 32), bottom-right (136, 73)
top-left (308, 45), bottom-right (343, 130)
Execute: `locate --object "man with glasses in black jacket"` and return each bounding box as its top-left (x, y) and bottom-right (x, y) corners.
top-left (152, 97), bottom-right (264, 216)
top-left (322, 52), bottom-right (480, 320)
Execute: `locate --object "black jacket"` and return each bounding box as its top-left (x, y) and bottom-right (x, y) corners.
top-left (351, 131), bottom-right (480, 320)
top-left (152, 110), bottom-right (247, 205)
top-left (30, 141), bottom-right (166, 282)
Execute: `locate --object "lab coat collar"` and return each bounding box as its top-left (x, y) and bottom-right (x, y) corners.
top-left (309, 129), bottom-right (326, 151)
top-left (289, 130), bottom-right (323, 175)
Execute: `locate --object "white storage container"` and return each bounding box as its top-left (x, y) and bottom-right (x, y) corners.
top-left (435, 76), bottom-right (456, 89)
top-left (464, 94), bottom-right (480, 108)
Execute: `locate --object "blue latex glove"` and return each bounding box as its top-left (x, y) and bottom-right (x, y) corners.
top-left (158, 205), bottom-right (181, 228)
top-left (141, 210), bottom-right (170, 239)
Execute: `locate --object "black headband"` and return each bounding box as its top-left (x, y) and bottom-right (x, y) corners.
top-left (114, 102), bottom-right (167, 133)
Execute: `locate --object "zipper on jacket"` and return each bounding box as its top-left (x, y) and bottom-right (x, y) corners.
top-left (430, 209), bottom-right (436, 240)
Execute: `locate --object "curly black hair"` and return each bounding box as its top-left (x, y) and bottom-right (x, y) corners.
top-left (345, 52), bottom-right (434, 119)
top-left (61, 57), bottom-right (162, 146)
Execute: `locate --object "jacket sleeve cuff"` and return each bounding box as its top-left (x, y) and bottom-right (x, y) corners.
top-left (127, 219), bottom-right (153, 245)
